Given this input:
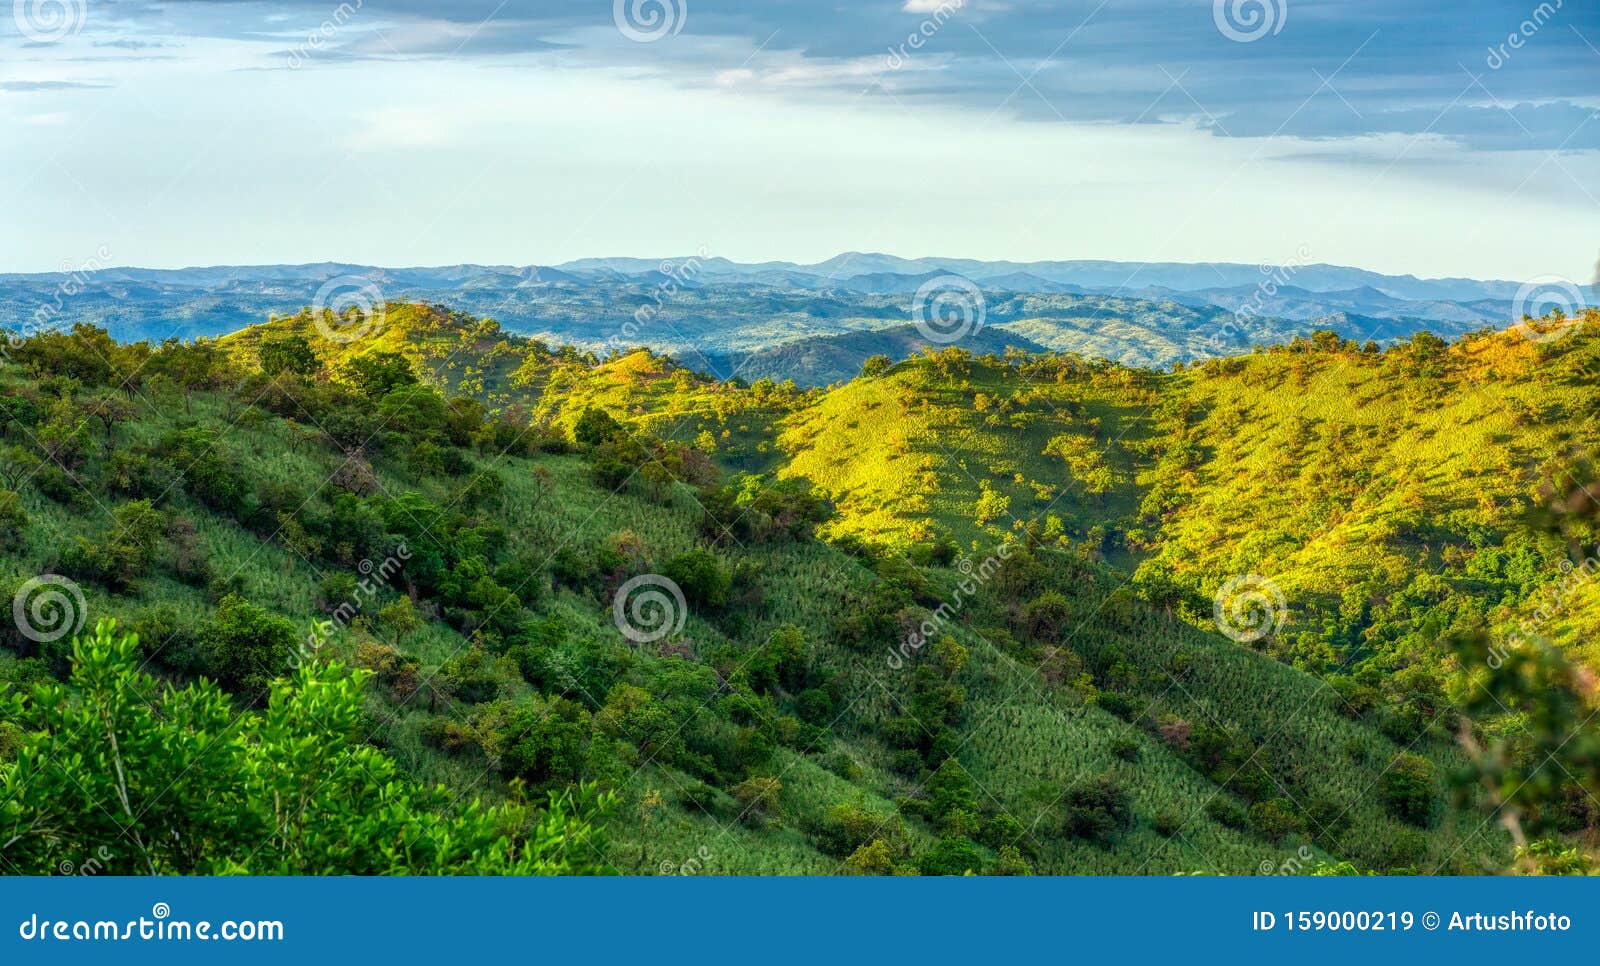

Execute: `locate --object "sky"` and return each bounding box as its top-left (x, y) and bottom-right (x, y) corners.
top-left (3, 0), bottom-right (1598, 282)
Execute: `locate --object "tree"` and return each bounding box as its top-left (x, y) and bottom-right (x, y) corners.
top-left (342, 351), bottom-right (418, 399)
top-left (70, 499), bottom-right (164, 589)
top-left (1060, 775), bottom-right (1131, 843)
top-left (861, 355), bottom-right (892, 378)
top-left (918, 836), bottom-right (983, 875)
top-left (0, 620), bottom-right (613, 874)
top-left (259, 334), bottom-right (319, 379)
top-left (85, 393), bottom-right (135, 441)
top-left (1018, 591), bottom-right (1073, 641)
top-left (198, 594), bottom-right (297, 701)
top-left (663, 548), bottom-right (731, 609)
top-left (0, 490), bottom-right (25, 549)
top-left (573, 407), bottom-right (624, 447)
top-left (379, 596), bottom-right (421, 644)
top-left (150, 340), bottom-right (228, 414)
top-left (1379, 753), bottom-right (1437, 827)
top-left (974, 483), bottom-right (1010, 526)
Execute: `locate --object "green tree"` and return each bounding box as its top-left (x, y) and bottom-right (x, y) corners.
top-left (0, 490), bottom-right (25, 549)
top-left (860, 354), bottom-right (892, 378)
top-left (342, 351), bottom-right (418, 399)
top-left (663, 548), bottom-right (731, 609)
top-left (198, 594), bottom-right (297, 701)
top-left (1379, 753), bottom-right (1437, 827)
top-left (259, 335), bottom-right (319, 379)
top-left (0, 621), bottom-right (612, 874)
top-left (573, 407), bottom-right (625, 447)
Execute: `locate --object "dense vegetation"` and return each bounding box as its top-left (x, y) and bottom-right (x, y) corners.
top-left (1, 301), bottom-right (1597, 875)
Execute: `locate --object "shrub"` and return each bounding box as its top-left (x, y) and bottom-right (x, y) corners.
top-left (197, 594), bottom-right (297, 702)
top-left (663, 548), bottom-right (731, 609)
top-left (1060, 775), bottom-right (1132, 843)
top-left (918, 836), bottom-right (983, 876)
top-left (1380, 753), bottom-right (1437, 826)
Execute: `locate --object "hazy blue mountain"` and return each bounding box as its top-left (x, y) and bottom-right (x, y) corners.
top-left (694, 323), bottom-right (1052, 387)
top-left (2, 253), bottom-right (1570, 383)
top-left (591, 251), bottom-right (1548, 304)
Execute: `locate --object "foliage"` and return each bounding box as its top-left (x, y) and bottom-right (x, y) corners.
top-left (0, 621), bottom-right (613, 874)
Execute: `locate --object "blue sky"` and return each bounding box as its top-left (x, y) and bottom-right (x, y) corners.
top-left (3, 0), bottom-right (1598, 281)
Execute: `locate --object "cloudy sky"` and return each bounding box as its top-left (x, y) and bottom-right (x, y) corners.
top-left (3, 0), bottom-right (1598, 281)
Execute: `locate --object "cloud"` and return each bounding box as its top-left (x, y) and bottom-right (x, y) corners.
top-left (25, 0), bottom-right (1600, 151)
top-left (93, 39), bottom-right (179, 49)
top-left (0, 81), bottom-right (109, 92)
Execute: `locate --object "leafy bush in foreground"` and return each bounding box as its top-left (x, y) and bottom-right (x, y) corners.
top-left (0, 621), bottom-right (613, 875)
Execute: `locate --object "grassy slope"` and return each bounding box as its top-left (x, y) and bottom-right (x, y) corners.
top-left (776, 352), bottom-right (1150, 559)
top-left (0, 321), bottom-right (1506, 873)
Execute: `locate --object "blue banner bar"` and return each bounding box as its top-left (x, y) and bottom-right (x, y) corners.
top-left (2, 876), bottom-right (1593, 964)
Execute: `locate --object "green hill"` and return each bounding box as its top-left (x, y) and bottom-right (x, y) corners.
top-left (3, 306), bottom-right (1596, 875)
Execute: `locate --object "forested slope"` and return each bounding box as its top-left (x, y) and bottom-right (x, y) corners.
top-left (1, 304), bottom-right (1595, 875)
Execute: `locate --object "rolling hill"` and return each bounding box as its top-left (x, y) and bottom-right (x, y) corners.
top-left (3, 302), bottom-right (1598, 876)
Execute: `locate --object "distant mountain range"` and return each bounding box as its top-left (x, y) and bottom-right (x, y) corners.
top-left (2, 254), bottom-right (1589, 386)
